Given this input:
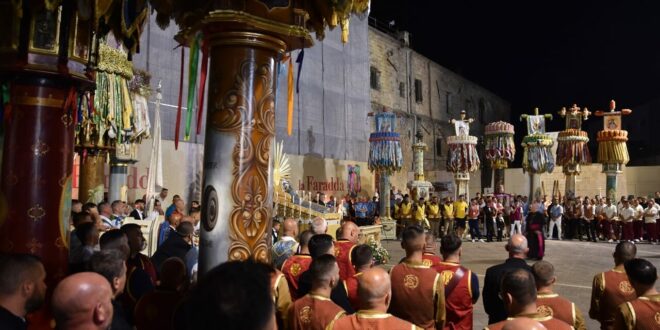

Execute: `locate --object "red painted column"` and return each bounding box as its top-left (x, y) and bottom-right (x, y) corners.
top-left (0, 79), bottom-right (75, 327)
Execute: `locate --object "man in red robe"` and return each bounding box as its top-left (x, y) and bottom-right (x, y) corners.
top-left (282, 230), bottom-right (314, 299)
top-left (288, 254), bottom-right (345, 329)
top-left (334, 221), bottom-right (360, 280)
top-left (589, 241), bottom-right (637, 329)
top-left (345, 244), bottom-right (373, 311)
top-left (433, 234), bottom-right (480, 330)
top-left (389, 225), bottom-right (446, 329)
top-left (327, 267), bottom-right (423, 329)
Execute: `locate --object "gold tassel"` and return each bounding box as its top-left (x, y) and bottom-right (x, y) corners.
top-left (287, 56), bottom-right (294, 136)
top-left (341, 19), bottom-right (350, 43)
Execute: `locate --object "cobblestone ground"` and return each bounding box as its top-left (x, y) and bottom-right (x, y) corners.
top-left (381, 239), bottom-right (660, 329)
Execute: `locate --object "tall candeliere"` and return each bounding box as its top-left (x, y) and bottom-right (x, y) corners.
top-left (484, 121), bottom-right (515, 194)
top-left (148, 0), bottom-right (370, 273)
top-left (520, 108), bottom-right (554, 200)
top-left (368, 110), bottom-right (403, 239)
top-left (447, 110), bottom-right (480, 199)
top-left (556, 104), bottom-right (591, 198)
top-left (595, 100), bottom-right (631, 201)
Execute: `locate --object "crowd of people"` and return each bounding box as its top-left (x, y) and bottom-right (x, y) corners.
top-left (0, 185), bottom-right (658, 329)
top-left (390, 190), bottom-right (660, 247)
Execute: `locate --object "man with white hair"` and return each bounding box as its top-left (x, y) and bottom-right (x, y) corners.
top-left (482, 234), bottom-right (532, 324)
top-left (311, 217), bottom-right (327, 234)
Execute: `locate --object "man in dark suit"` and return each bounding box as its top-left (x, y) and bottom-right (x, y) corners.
top-left (482, 234), bottom-right (532, 324)
top-left (128, 199), bottom-right (145, 220)
top-left (151, 222), bottom-right (194, 276)
top-left (129, 199), bottom-right (146, 220)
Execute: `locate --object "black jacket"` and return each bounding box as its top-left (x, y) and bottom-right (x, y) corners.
top-left (482, 257), bottom-right (532, 324)
top-left (150, 234), bottom-right (192, 275)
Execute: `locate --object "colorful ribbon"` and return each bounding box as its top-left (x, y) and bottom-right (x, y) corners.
top-left (185, 33), bottom-right (201, 141)
top-left (175, 46), bottom-right (184, 150)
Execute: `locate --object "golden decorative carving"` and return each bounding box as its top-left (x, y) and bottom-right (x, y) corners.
top-left (27, 204), bottom-right (46, 222)
top-left (14, 95), bottom-right (64, 108)
top-left (213, 58), bottom-right (276, 263)
top-left (26, 238), bottom-right (43, 254)
top-left (61, 113), bottom-right (73, 127)
top-left (31, 140), bottom-right (50, 157)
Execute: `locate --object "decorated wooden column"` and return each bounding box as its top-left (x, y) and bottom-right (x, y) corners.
top-left (447, 110), bottom-right (480, 199)
top-left (520, 108), bottom-right (554, 200)
top-left (0, 1), bottom-right (147, 327)
top-left (595, 100), bottom-right (631, 201)
top-left (485, 121), bottom-right (515, 194)
top-left (368, 110), bottom-right (402, 239)
top-left (556, 104), bottom-right (591, 199)
top-left (146, 1), bottom-right (369, 272)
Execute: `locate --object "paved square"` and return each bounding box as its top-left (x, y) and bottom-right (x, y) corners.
top-left (381, 239), bottom-right (660, 329)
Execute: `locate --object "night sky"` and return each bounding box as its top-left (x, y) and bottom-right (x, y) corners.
top-left (370, 1), bottom-right (660, 164)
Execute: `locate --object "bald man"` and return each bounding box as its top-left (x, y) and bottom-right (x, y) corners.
top-left (272, 218), bottom-right (300, 269)
top-left (335, 221), bottom-right (360, 280)
top-left (52, 272), bottom-right (114, 330)
top-left (389, 225), bottom-right (446, 329)
top-left (501, 317), bottom-right (547, 330)
top-left (484, 269), bottom-right (572, 330)
top-left (589, 241), bottom-right (637, 329)
top-left (483, 234), bottom-right (532, 324)
top-left (327, 267), bottom-right (423, 329)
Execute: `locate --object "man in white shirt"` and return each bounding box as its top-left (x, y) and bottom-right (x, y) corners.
top-left (619, 199), bottom-right (635, 242)
top-left (631, 198), bottom-right (644, 242)
top-left (98, 201), bottom-right (117, 230)
top-left (602, 198), bottom-right (619, 243)
top-left (643, 199), bottom-right (659, 244)
top-left (547, 198), bottom-right (564, 240)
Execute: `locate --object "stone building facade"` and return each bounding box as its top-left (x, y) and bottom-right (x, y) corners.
top-left (369, 26), bottom-right (512, 195)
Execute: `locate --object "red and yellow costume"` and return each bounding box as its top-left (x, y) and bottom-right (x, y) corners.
top-left (288, 294), bottom-right (345, 330)
top-left (432, 261), bottom-right (474, 330)
top-left (389, 261), bottom-right (446, 329)
top-left (282, 254), bottom-right (313, 299)
top-left (271, 270), bottom-right (293, 329)
top-left (613, 293), bottom-right (660, 330)
top-left (422, 252), bottom-right (443, 268)
top-left (485, 313), bottom-right (573, 330)
top-left (589, 268), bottom-right (637, 329)
top-left (536, 292), bottom-right (586, 330)
top-left (344, 272), bottom-right (363, 311)
top-left (328, 310), bottom-right (423, 329)
top-left (334, 239), bottom-right (357, 280)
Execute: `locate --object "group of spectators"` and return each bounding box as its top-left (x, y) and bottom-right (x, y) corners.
top-left (391, 190), bottom-right (660, 245)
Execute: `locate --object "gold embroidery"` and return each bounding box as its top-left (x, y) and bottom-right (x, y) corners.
top-left (619, 280), bottom-right (635, 294)
top-left (537, 305), bottom-right (554, 317)
top-left (290, 263), bottom-right (302, 277)
top-left (27, 204), bottom-right (46, 222)
top-left (299, 306), bottom-right (312, 324)
top-left (440, 270), bottom-right (454, 285)
top-left (31, 140), bottom-right (49, 157)
top-left (422, 259), bottom-right (432, 267)
top-left (334, 246), bottom-right (341, 258)
top-left (403, 274), bottom-right (419, 289)
top-left (654, 311), bottom-right (660, 325)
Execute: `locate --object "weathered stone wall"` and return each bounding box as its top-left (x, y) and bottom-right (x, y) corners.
top-left (369, 28), bottom-right (511, 193)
